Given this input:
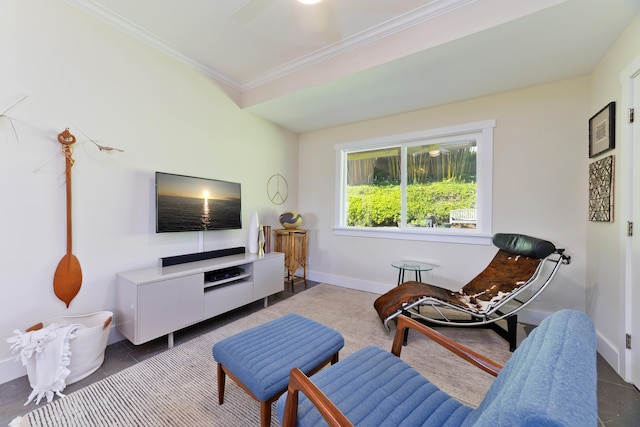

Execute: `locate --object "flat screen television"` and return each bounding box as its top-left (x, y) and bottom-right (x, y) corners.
top-left (155, 172), bottom-right (242, 233)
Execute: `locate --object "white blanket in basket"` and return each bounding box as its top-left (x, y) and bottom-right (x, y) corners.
top-left (7, 322), bottom-right (83, 405)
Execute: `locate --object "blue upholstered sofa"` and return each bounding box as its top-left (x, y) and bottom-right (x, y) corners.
top-left (277, 309), bottom-right (597, 426)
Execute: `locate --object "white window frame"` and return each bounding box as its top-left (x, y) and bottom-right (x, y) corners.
top-left (334, 120), bottom-right (495, 245)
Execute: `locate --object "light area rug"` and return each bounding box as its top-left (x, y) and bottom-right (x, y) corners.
top-left (12, 284), bottom-right (522, 427)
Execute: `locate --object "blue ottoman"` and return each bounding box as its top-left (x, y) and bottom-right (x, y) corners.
top-left (212, 313), bottom-right (344, 427)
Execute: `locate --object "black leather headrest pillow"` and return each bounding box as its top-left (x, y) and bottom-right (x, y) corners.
top-left (492, 233), bottom-right (556, 259)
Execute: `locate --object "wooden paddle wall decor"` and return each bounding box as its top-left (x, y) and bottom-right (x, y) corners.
top-left (54, 128), bottom-right (82, 307)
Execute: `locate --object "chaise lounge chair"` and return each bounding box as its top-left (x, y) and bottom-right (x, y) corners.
top-left (373, 233), bottom-right (570, 351)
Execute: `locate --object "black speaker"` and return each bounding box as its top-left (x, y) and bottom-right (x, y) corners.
top-left (160, 246), bottom-right (246, 267)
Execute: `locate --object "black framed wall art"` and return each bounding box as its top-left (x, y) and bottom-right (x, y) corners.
top-left (589, 102), bottom-right (615, 158)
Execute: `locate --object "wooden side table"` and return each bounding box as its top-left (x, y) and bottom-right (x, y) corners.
top-left (273, 229), bottom-right (308, 292)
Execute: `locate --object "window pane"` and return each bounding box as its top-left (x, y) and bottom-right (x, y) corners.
top-left (335, 119), bottom-right (493, 242)
top-left (407, 140), bottom-right (477, 228)
top-left (346, 148), bottom-right (400, 227)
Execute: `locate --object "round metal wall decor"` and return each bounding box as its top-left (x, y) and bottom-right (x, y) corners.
top-left (267, 173), bottom-right (288, 205)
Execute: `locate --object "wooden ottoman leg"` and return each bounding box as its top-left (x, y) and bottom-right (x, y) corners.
top-left (217, 363), bottom-right (226, 405)
top-left (260, 400), bottom-right (272, 427)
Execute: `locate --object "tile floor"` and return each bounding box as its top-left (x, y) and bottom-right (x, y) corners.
top-left (1, 281), bottom-right (638, 426)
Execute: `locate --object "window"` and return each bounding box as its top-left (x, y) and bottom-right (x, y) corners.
top-left (334, 120), bottom-right (495, 244)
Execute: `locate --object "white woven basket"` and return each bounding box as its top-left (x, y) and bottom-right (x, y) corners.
top-left (43, 311), bottom-right (113, 384)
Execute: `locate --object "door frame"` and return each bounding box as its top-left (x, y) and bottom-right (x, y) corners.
top-left (621, 55), bottom-right (640, 386)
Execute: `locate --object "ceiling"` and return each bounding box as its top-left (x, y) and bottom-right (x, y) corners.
top-left (66, 0), bottom-right (640, 133)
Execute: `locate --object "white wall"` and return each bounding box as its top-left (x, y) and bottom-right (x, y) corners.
top-left (0, 1), bottom-right (299, 383)
top-left (298, 78), bottom-right (589, 325)
top-left (587, 15), bottom-right (640, 379)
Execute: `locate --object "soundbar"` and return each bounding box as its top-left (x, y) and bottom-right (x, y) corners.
top-left (159, 246), bottom-right (246, 267)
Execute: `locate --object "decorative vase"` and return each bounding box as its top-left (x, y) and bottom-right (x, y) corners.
top-left (279, 211), bottom-right (302, 229)
top-left (248, 212), bottom-right (259, 254)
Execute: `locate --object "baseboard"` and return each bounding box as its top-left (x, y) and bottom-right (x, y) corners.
top-left (596, 328), bottom-right (620, 374)
top-left (0, 325), bottom-right (123, 386)
top-left (307, 270), bottom-right (392, 295)
top-left (0, 357), bottom-right (26, 385)
top-left (515, 308), bottom-right (552, 326)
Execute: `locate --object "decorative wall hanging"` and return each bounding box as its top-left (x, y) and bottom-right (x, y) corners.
top-left (267, 173), bottom-right (288, 205)
top-left (35, 126), bottom-right (125, 174)
top-left (0, 95), bottom-right (28, 143)
top-left (54, 128), bottom-right (83, 307)
top-left (31, 127), bottom-right (123, 307)
top-left (588, 155), bottom-right (614, 222)
top-left (589, 102), bottom-right (615, 158)
top-left (74, 125), bottom-right (124, 154)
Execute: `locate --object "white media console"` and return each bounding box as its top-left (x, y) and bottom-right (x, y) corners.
top-left (115, 251), bottom-right (284, 347)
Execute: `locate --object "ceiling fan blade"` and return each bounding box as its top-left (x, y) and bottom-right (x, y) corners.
top-left (232, 0), bottom-right (275, 25)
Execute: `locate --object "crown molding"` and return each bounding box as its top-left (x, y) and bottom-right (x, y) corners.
top-left (65, 0), bottom-right (475, 93)
top-left (64, 0), bottom-right (242, 91)
top-left (242, 0), bottom-right (476, 90)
